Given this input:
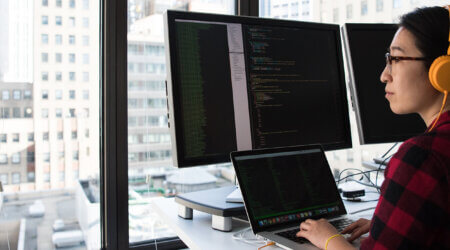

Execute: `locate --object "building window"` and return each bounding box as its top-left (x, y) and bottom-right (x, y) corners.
top-left (42, 0), bottom-right (48, 7)
top-left (361, 0), bottom-right (368, 16)
top-left (1, 108), bottom-right (10, 118)
top-left (0, 174), bottom-right (8, 185)
top-left (83, 108), bottom-right (89, 118)
top-left (55, 34), bottom-right (62, 45)
top-left (85, 129), bottom-right (89, 138)
top-left (27, 151), bottom-right (34, 163)
top-left (69, 35), bottom-right (76, 45)
top-left (28, 133), bottom-right (34, 142)
top-left (43, 132), bottom-right (49, 141)
top-left (42, 90), bottom-right (48, 100)
top-left (72, 131), bottom-right (77, 139)
top-left (69, 72), bottom-right (76, 81)
top-left (55, 108), bottom-right (62, 118)
top-left (393, 0), bottom-right (401, 8)
top-left (12, 173), bottom-right (20, 184)
top-left (82, 17), bottom-right (89, 28)
top-left (13, 108), bottom-right (20, 118)
top-left (69, 90), bottom-right (76, 99)
top-left (41, 52), bottom-right (48, 63)
top-left (13, 90), bottom-right (21, 100)
top-left (69, 17), bottom-right (75, 27)
top-left (24, 108), bottom-right (33, 118)
top-left (69, 109), bottom-right (76, 117)
top-left (12, 153), bottom-right (20, 164)
top-left (82, 90), bottom-right (89, 100)
top-left (58, 151), bottom-right (65, 160)
top-left (55, 90), bottom-right (63, 100)
top-left (346, 4), bottom-right (353, 19)
top-left (56, 72), bottom-right (62, 81)
top-left (41, 34), bottom-right (48, 44)
top-left (12, 133), bottom-right (19, 142)
top-left (83, 0), bottom-right (89, 9)
top-left (42, 15), bottom-right (48, 25)
top-left (376, 0), bottom-right (383, 12)
top-left (27, 172), bottom-right (35, 182)
top-left (0, 154), bottom-right (7, 164)
top-left (56, 0), bottom-right (62, 7)
top-left (43, 173), bottom-right (50, 182)
top-left (73, 151), bottom-right (79, 161)
top-left (55, 16), bottom-right (62, 26)
top-left (42, 108), bottom-right (49, 118)
top-left (2, 90), bottom-right (9, 100)
top-left (57, 131), bottom-right (63, 140)
top-left (82, 35), bottom-right (89, 46)
top-left (43, 153), bottom-right (50, 163)
top-left (69, 53), bottom-right (76, 63)
top-left (24, 90), bottom-right (32, 99)
top-left (0, 134), bottom-right (6, 143)
top-left (69, 0), bottom-right (75, 8)
top-left (42, 72), bottom-right (49, 81)
top-left (55, 53), bottom-right (62, 63)
top-left (83, 72), bottom-right (89, 82)
top-left (83, 54), bottom-right (89, 64)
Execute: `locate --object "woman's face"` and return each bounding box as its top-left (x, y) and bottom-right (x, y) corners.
top-left (380, 27), bottom-right (439, 115)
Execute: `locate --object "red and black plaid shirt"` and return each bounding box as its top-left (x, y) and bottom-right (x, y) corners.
top-left (361, 111), bottom-right (450, 250)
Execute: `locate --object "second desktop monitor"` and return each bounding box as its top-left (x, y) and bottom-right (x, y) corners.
top-left (164, 11), bottom-right (352, 167)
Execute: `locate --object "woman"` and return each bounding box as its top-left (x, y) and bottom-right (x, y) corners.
top-left (296, 6), bottom-right (450, 250)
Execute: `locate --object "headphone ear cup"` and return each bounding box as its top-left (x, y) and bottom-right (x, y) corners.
top-left (429, 55), bottom-right (450, 93)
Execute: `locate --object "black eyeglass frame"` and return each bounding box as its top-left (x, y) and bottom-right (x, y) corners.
top-left (385, 52), bottom-right (428, 65)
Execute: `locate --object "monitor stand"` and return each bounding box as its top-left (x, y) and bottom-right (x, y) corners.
top-left (225, 186), bottom-right (243, 203)
top-left (175, 186), bottom-right (246, 232)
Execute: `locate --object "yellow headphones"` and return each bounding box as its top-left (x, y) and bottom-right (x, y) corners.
top-left (427, 5), bottom-right (450, 131)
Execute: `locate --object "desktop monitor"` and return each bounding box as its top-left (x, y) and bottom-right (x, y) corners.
top-left (164, 10), bottom-right (352, 167)
top-left (342, 23), bottom-right (426, 145)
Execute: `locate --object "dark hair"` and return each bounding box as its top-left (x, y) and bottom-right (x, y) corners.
top-left (399, 6), bottom-right (449, 69)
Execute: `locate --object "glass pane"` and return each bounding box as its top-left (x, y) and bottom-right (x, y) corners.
top-left (127, 0), bottom-right (236, 245)
top-left (0, 0), bottom-right (100, 249)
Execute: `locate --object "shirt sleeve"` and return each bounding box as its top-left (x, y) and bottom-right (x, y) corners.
top-left (360, 140), bottom-right (449, 250)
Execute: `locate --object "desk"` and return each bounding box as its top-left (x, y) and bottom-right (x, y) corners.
top-left (152, 197), bottom-right (378, 250)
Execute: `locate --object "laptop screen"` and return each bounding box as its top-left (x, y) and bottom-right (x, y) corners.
top-left (231, 145), bottom-right (346, 233)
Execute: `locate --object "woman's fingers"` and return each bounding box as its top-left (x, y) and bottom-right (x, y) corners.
top-left (347, 229), bottom-right (365, 242)
top-left (300, 222), bottom-right (311, 231)
top-left (341, 222), bottom-right (357, 234)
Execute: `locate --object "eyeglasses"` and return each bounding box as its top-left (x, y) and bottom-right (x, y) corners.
top-left (385, 52), bottom-right (428, 74)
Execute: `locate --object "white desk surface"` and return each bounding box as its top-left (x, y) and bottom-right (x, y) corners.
top-left (152, 197), bottom-right (378, 250)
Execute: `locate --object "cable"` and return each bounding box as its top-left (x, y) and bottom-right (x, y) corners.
top-left (349, 206), bottom-right (377, 215)
top-left (258, 241), bottom-right (275, 250)
top-left (232, 227), bottom-right (267, 245)
top-left (381, 142), bottom-right (398, 158)
top-left (375, 153), bottom-right (394, 193)
top-left (337, 168), bottom-right (378, 188)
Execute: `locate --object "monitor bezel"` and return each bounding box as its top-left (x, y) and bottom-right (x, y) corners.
top-left (165, 10), bottom-right (352, 167)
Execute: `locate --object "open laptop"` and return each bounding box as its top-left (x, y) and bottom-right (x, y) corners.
top-left (230, 144), bottom-right (355, 250)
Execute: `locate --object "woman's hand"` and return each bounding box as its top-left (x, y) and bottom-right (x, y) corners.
top-left (341, 218), bottom-right (371, 242)
top-left (296, 218), bottom-right (339, 249)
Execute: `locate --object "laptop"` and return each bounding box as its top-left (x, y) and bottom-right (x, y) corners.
top-left (230, 144), bottom-right (355, 250)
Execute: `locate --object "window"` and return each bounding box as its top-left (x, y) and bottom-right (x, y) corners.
top-left (346, 4), bottom-right (353, 19)
top-left (42, 72), bottom-right (49, 81)
top-left (41, 34), bottom-right (48, 44)
top-left (69, 72), bottom-right (76, 81)
top-left (83, 0), bottom-right (89, 9)
top-left (56, 53), bottom-right (62, 63)
top-left (69, 90), bottom-right (76, 99)
top-left (0, 154), bottom-right (8, 164)
top-left (56, 0), bottom-right (62, 7)
top-left (0, 174), bottom-right (8, 185)
top-left (42, 90), bottom-right (49, 100)
top-left (24, 90), bottom-right (32, 99)
top-left (28, 133), bottom-right (34, 142)
top-left (13, 108), bottom-right (20, 118)
top-left (393, 0), bottom-right (401, 8)
top-left (42, 15), bottom-right (48, 25)
top-left (0, 134), bottom-right (6, 142)
top-left (43, 132), bottom-right (49, 141)
top-left (69, 0), bottom-right (75, 8)
top-left (72, 131), bottom-right (77, 139)
top-left (376, 0), bottom-right (383, 12)
top-left (56, 72), bottom-right (62, 81)
top-left (1, 108), bottom-right (10, 118)
top-left (85, 129), bottom-right (89, 138)
top-left (55, 90), bottom-right (63, 100)
top-left (56, 108), bottom-right (62, 118)
top-left (27, 152), bottom-right (34, 163)
top-left (12, 153), bottom-right (20, 164)
top-left (43, 152), bottom-right (50, 162)
top-left (83, 35), bottom-right (89, 46)
top-left (69, 53), bottom-right (76, 63)
top-left (41, 52), bottom-right (48, 63)
top-left (82, 90), bottom-right (89, 100)
top-left (69, 17), bottom-right (76, 27)
top-left (58, 131), bottom-right (63, 140)
top-left (69, 35), bottom-right (76, 45)
top-left (56, 16), bottom-right (62, 25)
top-left (24, 108), bottom-right (33, 118)
top-left (12, 133), bottom-right (19, 142)
top-left (58, 151), bottom-right (64, 160)
top-left (13, 90), bottom-right (21, 100)
top-left (361, 0), bottom-right (368, 16)
top-left (42, 108), bottom-right (49, 118)
top-left (69, 108), bottom-right (76, 117)
top-left (73, 151), bottom-right (79, 161)
top-left (42, 0), bottom-right (48, 7)
top-left (83, 54), bottom-right (89, 64)
top-left (83, 72), bottom-right (89, 82)
top-left (43, 173), bottom-right (50, 182)
top-left (2, 90), bottom-right (9, 100)
top-left (55, 34), bottom-right (62, 45)
top-left (12, 173), bottom-right (20, 184)
top-left (82, 17), bottom-right (89, 28)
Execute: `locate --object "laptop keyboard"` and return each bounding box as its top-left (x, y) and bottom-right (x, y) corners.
top-left (275, 218), bottom-right (353, 244)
